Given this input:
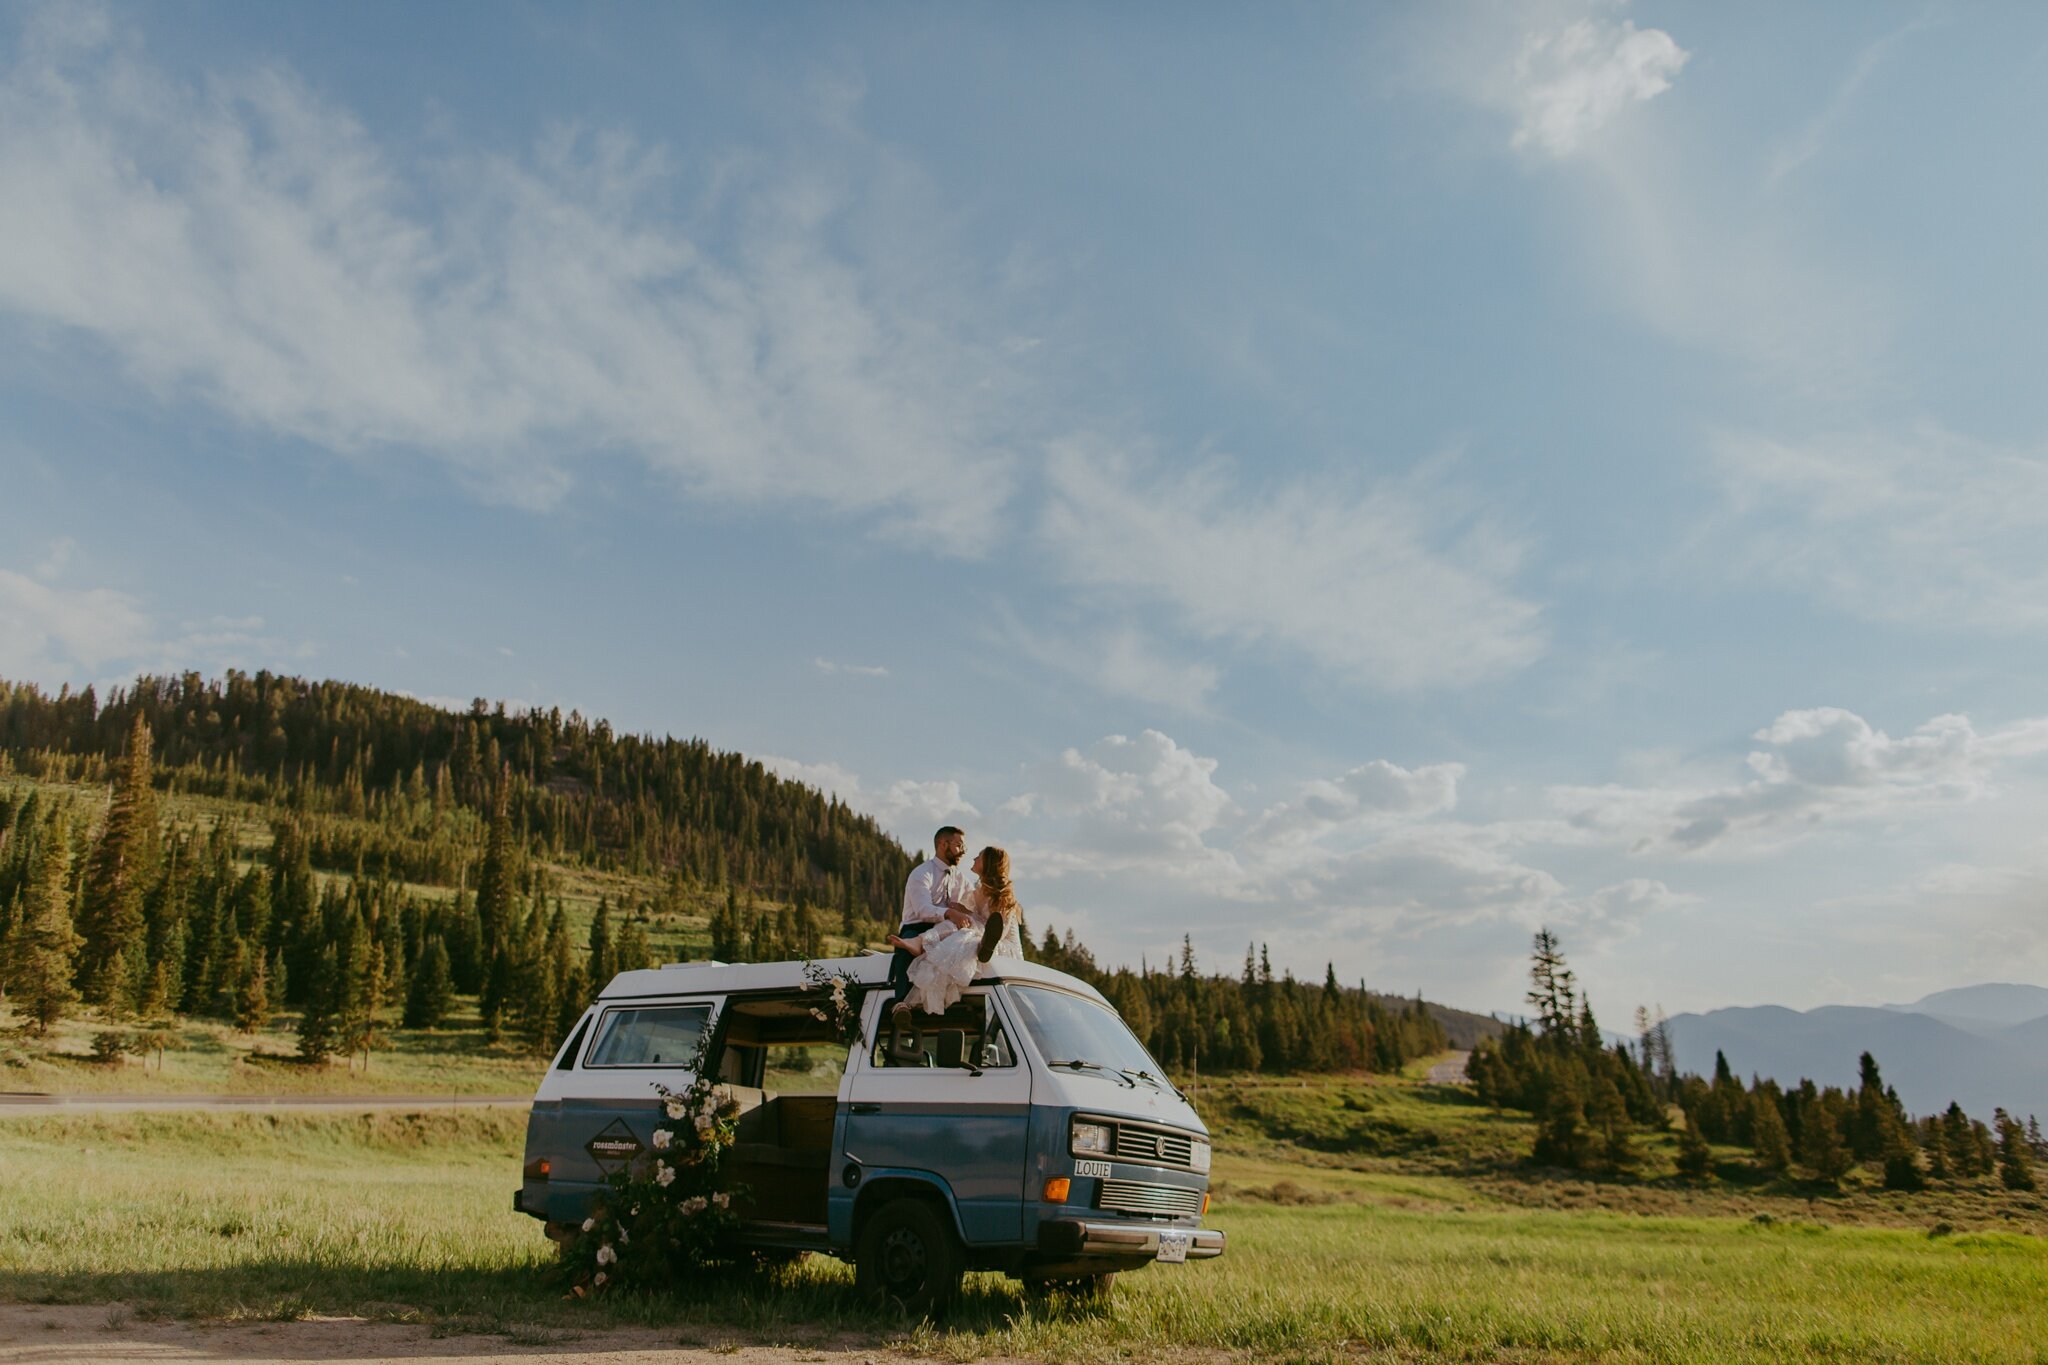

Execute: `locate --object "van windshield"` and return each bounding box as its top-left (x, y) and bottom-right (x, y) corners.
top-left (1006, 985), bottom-right (1168, 1085)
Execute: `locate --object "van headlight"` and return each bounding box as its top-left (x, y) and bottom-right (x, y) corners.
top-left (1190, 1138), bottom-right (1212, 1173)
top-left (1071, 1119), bottom-right (1112, 1156)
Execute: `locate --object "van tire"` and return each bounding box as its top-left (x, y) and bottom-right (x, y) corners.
top-left (854, 1197), bottom-right (963, 1318)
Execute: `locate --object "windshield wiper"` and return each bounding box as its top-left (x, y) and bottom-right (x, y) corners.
top-left (1119, 1067), bottom-right (1175, 1094)
top-left (1047, 1058), bottom-right (1136, 1088)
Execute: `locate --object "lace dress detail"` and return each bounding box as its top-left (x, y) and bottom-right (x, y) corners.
top-left (904, 890), bottom-right (1024, 1015)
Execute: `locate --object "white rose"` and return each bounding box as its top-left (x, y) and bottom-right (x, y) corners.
top-left (596, 1244), bottom-right (617, 1266)
top-left (664, 1098), bottom-right (687, 1121)
top-left (581, 1217), bottom-right (595, 1232)
top-left (711, 1192), bottom-right (729, 1209)
top-left (682, 1196), bottom-right (707, 1216)
top-left (593, 1271), bottom-right (607, 1287)
top-left (651, 1129), bottom-right (672, 1150)
top-left (655, 1162), bottom-right (676, 1188)
top-left (694, 1113), bottom-right (713, 1134)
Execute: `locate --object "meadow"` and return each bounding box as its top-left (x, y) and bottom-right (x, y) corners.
top-left (4, 1079), bottom-right (2045, 1363)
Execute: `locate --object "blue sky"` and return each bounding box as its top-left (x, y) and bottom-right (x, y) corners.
top-left (6, 0), bottom-right (2048, 1019)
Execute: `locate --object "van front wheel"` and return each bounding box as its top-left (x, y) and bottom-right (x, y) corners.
top-left (855, 1198), bottom-right (963, 1318)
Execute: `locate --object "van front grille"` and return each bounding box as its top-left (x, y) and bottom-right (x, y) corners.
top-left (1112, 1125), bottom-right (1196, 1168)
top-left (1096, 1179), bottom-right (1203, 1218)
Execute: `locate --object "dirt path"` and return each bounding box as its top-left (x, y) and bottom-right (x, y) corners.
top-left (0, 1094), bottom-right (529, 1116)
top-left (0, 1303), bottom-right (946, 1365)
top-left (1423, 1051), bottom-right (1469, 1085)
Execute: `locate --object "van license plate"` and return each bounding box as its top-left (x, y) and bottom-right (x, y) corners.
top-left (1156, 1231), bottom-right (1191, 1263)
top-left (1075, 1159), bottom-right (1111, 1179)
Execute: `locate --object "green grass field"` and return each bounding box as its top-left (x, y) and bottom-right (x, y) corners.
top-left (4, 1081), bottom-right (2045, 1363)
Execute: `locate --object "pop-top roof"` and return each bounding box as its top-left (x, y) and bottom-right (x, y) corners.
top-left (596, 952), bottom-right (1107, 1006)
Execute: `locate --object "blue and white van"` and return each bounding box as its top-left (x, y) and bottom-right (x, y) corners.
top-left (516, 953), bottom-right (1224, 1311)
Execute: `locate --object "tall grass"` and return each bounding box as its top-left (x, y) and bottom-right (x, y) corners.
top-left (3, 1108), bottom-right (2044, 1361)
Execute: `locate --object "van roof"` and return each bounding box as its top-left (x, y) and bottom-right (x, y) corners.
top-left (597, 952), bottom-right (1109, 1007)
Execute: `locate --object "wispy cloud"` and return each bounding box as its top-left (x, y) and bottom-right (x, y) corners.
top-left (1550, 706), bottom-right (2048, 855)
top-left (0, 20), bottom-right (1018, 552)
top-left (1037, 441), bottom-right (1544, 691)
top-left (0, 561), bottom-right (312, 684)
top-left (1707, 426), bottom-right (2048, 631)
top-left (758, 754), bottom-right (977, 846)
top-left (813, 657), bottom-right (889, 679)
top-left (1506, 11), bottom-right (1689, 158)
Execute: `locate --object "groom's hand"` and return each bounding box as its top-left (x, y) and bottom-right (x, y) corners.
top-left (945, 907), bottom-right (974, 928)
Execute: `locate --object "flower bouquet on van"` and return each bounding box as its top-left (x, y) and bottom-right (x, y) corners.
top-left (800, 959), bottom-right (865, 1049)
top-left (563, 1033), bottom-right (744, 1295)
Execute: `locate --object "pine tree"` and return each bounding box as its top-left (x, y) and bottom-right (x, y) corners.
top-left (473, 765), bottom-right (517, 954)
top-left (1995, 1109), bottom-right (2038, 1192)
top-left (3, 812), bottom-right (80, 1033)
top-left (586, 896), bottom-right (614, 987)
top-left (1798, 1102), bottom-right (1852, 1184)
top-left (77, 714), bottom-right (159, 1007)
top-left (1750, 1093), bottom-right (1792, 1173)
top-left (233, 949), bottom-right (271, 1033)
top-left (403, 935), bottom-right (453, 1028)
top-left (1676, 1112), bottom-right (1714, 1181)
top-left (1526, 929), bottom-right (1576, 1041)
top-left (297, 943), bottom-right (340, 1061)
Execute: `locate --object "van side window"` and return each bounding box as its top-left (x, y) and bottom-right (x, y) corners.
top-left (554, 1013), bottom-right (592, 1071)
top-left (872, 995), bottom-right (1016, 1070)
top-left (586, 1004), bottom-right (712, 1067)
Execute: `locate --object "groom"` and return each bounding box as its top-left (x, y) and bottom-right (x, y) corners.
top-left (889, 824), bottom-right (974, 1010)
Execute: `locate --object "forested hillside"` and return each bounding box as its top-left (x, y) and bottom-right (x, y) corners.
top-left (0, 672), bottom-right (1464, 1083)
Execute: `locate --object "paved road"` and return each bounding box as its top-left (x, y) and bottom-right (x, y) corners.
top-left (1424, 1050), bottom-right (1470, 1085)
top-left (0, 1092), bottom-right (530, 1115)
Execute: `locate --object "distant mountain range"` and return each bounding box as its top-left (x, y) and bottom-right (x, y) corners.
top-left (1667, 984), bottom-right (2048, 1122)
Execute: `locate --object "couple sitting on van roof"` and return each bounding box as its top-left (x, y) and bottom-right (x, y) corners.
top-left (886, 824), bottom-right (1025, 1018)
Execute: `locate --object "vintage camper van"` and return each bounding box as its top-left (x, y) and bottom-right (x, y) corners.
top-left (516, 953), bottom-right (1223, 1311)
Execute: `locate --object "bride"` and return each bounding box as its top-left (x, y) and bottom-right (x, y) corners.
top-left (889, 845), bottom-right (1024, 1016)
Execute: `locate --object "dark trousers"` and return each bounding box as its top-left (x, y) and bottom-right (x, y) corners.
top-left (888, 921), bottom-right (939, 1005)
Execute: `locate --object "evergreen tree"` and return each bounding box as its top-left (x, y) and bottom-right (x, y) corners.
top-left (473, 765), bottom-right (518, 954)
top-left (1995, 1109), bottom-right (2038, 1191)
top-left (3, 811), bottom-right (80, 1033)
top-left (1526, 928), bottom-right (1576, 1039)
top-left (1676, 1112), bottom-right (1714, 1181)
top-left (77, 714), bottom-right (158, 1007)
top-left (1798, 1102), bottom-right (1852, 1184)
top-left (403, 935), bottom-right (453, 1028)
top-left (1750, 1093), bottom-right (1792, 1173)
top-left (586, 896), bottom-right (614, 986)
top-left (233, 949), bottom-right (271, 1033)
top-left (297, 943), bottom-right (340, 1061)
top-left (1533, 1085), bottom-right (1594, 1169)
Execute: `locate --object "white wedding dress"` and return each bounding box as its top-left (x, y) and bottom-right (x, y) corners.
top-left (904, 888), bottom-right (1024, 1015)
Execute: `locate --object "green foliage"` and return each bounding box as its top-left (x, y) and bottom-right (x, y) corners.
top-left (1995, 1110), bottom-right (2037, 1192)
top-left (2, 808), bottom-right (80, 1033)
top-left (403, 935), bottom-right (453, 1028)
top-left (563, 1035), bottom-right (743, 1294)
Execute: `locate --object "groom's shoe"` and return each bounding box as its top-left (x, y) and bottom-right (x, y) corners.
top-left (977, 911), bottom-right (1005, 962)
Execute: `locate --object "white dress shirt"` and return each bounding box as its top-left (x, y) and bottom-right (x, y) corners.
top-left (900, 856), bottom-right (963, 928)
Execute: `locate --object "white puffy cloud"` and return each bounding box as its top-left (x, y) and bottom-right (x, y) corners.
top-left (1507, 14), bottom-right (1689, 157)
top-left (1708, 426), bottom-right (2048, 631)
top-left (758, 755), bottom-right (977, 848)
top-left (1245, 759), bottom-right (1465, 854)
top-left (1037, 441), bottom-right (1543, 691)
top-left (0, 567), bottom-right (152, 675)
top-left (0, 558), bottom-right (312, 685)
top-left (0, 24), bottom-right (1016, 550)
top-left (1551, 707), bottom-right (2048, 855)
top-left (1012, 730), bottom-right (1239, 877)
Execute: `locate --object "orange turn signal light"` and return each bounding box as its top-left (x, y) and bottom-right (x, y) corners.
top-left (1043, 1177), bottom-right (1071, 1204)
top-left (523, 1157), bottom-right (551, 1181)
top-left (1201, 1192), bottom-right (1210, 1216)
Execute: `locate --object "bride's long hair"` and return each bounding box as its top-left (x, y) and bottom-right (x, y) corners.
top-left (978, 845), bottom-right (1021, 927)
